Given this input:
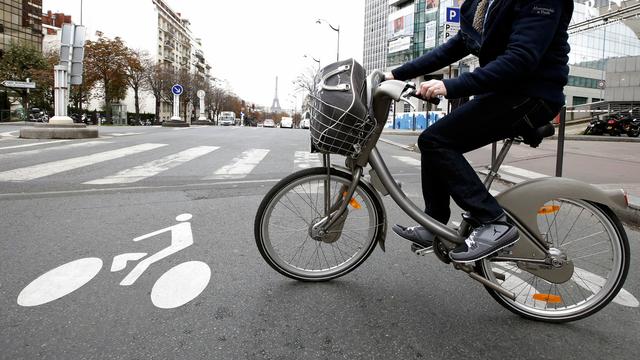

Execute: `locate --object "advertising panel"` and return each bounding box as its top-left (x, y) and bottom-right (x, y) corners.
top-left (425, 21), bottom-right (437, 49)
top-left (388, 4), bottom-right (415, 40)
top-left (388, 36), bottom-right (412, 54)
top-left (426, 0), bottom-right (440, 14)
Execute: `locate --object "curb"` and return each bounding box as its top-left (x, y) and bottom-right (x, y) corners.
top-left (549, 134), bottom-right (640, 143)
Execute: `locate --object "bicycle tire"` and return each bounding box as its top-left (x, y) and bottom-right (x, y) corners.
top-left (254, 167), bottom-right (385, 282)
top-left (477, 200), bottom-right (630, 323)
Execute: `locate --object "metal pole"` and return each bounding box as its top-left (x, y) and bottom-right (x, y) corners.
top-left (171, 93), bottom-right (181, 121)
top-left (393, 102), bottom-right (396, 129)
top-left (336, 28), bottom-right (340, 62)
top-left (491, 142), bottom-right (497, 170)
top-left (555, 107), bottom-right (567, 177)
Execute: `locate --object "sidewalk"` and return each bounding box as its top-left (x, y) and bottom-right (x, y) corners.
top-left (380, 132), bottom-right (640, 227)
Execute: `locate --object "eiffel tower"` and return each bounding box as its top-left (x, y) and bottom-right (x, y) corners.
top-left (271, 76), bottom-right (281, 112)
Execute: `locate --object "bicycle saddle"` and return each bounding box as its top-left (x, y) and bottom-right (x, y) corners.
top-left (519, 123), bottom-right (555, 148)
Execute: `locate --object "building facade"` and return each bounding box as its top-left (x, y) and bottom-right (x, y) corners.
top-left (363, 0), bottom-right (640, 113)
top-left (363, 0), bottom-right (391, 72)
top-left (0, 0), bottom-right (43, 57)
top-left (55, 0), bottom-right (212, 121)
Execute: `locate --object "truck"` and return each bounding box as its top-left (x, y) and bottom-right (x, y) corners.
top-left (219, 111), bottom-right (235, 126)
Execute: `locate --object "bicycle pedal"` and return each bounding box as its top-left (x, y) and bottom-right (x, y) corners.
top-left (411, 243), bottom-right (434, 256)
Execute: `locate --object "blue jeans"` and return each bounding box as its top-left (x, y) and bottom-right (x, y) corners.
top-left (418, 93), bottom-right (561, 224)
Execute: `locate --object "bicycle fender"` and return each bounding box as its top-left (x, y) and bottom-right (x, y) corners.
top-left (358, 177), bottom-right (388, 252)
top-left (496, 177), bottom-right (627, 238)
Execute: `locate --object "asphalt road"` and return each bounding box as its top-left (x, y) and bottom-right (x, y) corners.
top-left (1, 125), bottom-right (638, 359)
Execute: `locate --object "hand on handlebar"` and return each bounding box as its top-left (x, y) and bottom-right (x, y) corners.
top-left (417, 80), bottom-right (447, 100)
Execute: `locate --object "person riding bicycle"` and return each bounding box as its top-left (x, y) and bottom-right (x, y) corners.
top-left (387, 0), bottom-right (573, 262)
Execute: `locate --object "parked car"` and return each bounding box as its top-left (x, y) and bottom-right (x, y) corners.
top-left (299, 119), bottom-right (310, 129)
top-left (263, 119), bottom-right (275, 128)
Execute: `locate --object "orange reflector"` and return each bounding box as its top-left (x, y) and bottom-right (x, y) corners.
top-left (538, 205), bottom-right (561, 215)
top-left (343, 192), bottom-right (362, 209)
top-left (532, 294), bottom-right (562, 303)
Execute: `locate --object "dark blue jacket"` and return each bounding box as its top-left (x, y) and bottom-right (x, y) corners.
top-left (391, 0), bottom-right (574, 105)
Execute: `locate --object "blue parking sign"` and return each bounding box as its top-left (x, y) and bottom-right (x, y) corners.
top-left (446, 7), bottom-right (460, 23)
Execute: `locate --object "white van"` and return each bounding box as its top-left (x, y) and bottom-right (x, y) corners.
top-left (280, 117), bottom-right (293, 129)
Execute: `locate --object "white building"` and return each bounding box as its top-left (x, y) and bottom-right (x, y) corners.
top-left (58, 0), bottom-right (212, 121)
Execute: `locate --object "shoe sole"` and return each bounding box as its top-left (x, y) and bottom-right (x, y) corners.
top-left (449, 236), bottom-right (520, 264)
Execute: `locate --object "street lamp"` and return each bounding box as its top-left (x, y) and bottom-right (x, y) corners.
top-left (304, 54), bottom-right (321, 71)
top-left (316, 19), bottom-right (340, 62)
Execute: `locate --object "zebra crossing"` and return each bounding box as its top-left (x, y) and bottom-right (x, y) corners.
top-left (0, 139), bottom-right (423, 186)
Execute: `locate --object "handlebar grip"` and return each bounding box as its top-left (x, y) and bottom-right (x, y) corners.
top-left (410, 91), bottom-right (441, 106)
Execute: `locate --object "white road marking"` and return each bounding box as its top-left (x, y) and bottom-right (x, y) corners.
top-left (0, 143), bottom-right (167, 182)
top-left (294, 151), bottom-right (321, 170)
top-left (17, 258), bottom-right (103, 307)
top-left (573, 267), bottom-right (639, 308)
top-left (0, 130), bottom-right (19, 138)
top-left (0, 140), bottom-right (71, 150)
top-left (500, 165), bottom-right (548, 180)
top-left (206, 149), bottom-right (270, 179)
top-left (393, 156), bottom-right (421, 167)
top-left (150, 261), bottom-right (211, 309)
top-left (0, 141), bottom-right (110, 160)
top-left (108, 132), bottom-right (142, 137)
top-left (84, 146), bottom-right (219, 185)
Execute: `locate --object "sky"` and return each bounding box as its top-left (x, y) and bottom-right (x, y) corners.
top-left (42, 0), bottom-right (366, 109)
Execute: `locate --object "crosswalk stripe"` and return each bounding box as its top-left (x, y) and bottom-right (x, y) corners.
top-left (294, 151), bottom-right (321, 170)
top-left (393, 156), bottom-right (421, 167)
top-left (84, 146), bottom-right (219, 185)
top-left (205, 149), bottom-right (270, 180)
top-left (0, 143), bottom-right (167, 182)
top-left (0, 141), bottom-right (110, 160)
top-left (0, 140), bottom-right (71, 150)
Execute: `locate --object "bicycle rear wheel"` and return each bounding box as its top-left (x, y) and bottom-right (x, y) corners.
top-left (254, 167), bottom-right (384, 281)
top-left (479, 199), bottom-right (630, 322)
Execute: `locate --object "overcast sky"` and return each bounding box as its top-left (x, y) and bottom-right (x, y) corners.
top-left (42, 0), bottom-right (366, 109)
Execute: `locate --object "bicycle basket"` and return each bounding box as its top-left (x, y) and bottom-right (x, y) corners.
top-left (310, 59), bottom-right (375, 158)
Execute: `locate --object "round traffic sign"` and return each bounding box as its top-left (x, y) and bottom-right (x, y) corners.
top-left (197, 90), bottom-right (205, 99)
top-left (171, 84), bottom-right (184, 96)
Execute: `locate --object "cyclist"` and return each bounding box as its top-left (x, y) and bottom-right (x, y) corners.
top-left (387, 0), bottom-right (573, 262)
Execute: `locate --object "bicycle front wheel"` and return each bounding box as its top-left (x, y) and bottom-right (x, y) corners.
top-left (479, 199), bottom-right (630, 322)
top-left (254, 167), bottom-right (384, 281)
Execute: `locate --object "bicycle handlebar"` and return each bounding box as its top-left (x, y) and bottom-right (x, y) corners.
top-left (409, 91), bottom-right (441, 106)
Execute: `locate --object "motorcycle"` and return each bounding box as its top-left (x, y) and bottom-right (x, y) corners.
top-left (620, 116), bottom-right (640, 138)
top-left (584, 117), bottom-right (606, 135)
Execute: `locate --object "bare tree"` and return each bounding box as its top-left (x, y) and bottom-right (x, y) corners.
top-left (125, 50), bottom-right (150, 122)
top-left (145, 62), bottom-right (173, 123)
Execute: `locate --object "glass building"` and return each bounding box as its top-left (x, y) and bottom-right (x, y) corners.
top-left (0, 0), bottom-right (43, 57)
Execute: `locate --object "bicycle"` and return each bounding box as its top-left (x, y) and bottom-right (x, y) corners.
top-left (254, 69), bottom-right (630, 323)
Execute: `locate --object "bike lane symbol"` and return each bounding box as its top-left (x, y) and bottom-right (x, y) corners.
top-left (17, 214), bottom-right (211, 310)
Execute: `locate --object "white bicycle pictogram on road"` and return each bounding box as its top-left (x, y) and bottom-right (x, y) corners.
top-left (17, 214), bottom-right (211, 309)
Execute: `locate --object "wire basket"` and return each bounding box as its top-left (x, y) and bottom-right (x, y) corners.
top-left (309, 94), bottom-right (377, 158)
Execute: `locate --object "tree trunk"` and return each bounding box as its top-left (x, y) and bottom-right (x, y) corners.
top-left (134, 86), bottom-right (140, 121)
top-left (154, 95), bottom-right (160, 123)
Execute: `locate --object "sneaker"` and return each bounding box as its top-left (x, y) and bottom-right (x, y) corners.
top-left (449, 216), bottom-right (519, 263)
top-left (392, 224), bottom-right (435, 249)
